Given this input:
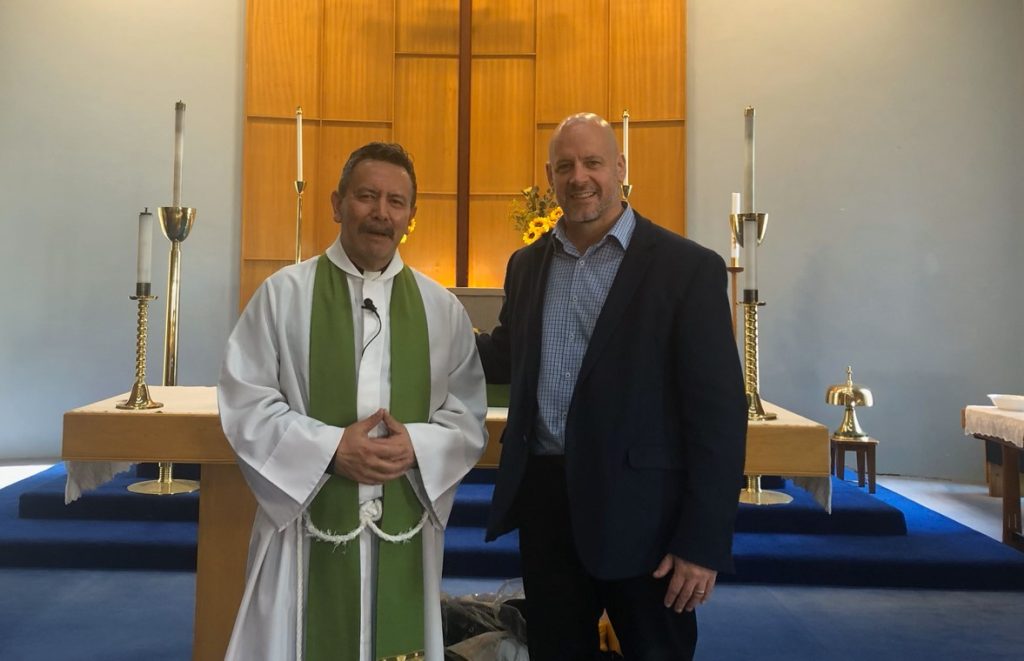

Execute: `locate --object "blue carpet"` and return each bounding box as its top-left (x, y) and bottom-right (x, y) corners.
top-left (3, 465), bottom-right (1023, 589)
top-left (411, 468), bottom-right (909, 535)
top-left (0, 466), bottom-right (196, 571)
top-left (723, 471), bottom-right (1024, 590)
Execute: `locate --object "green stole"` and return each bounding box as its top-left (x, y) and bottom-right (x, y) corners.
top-left (305, 254), bottom-right (429, 661)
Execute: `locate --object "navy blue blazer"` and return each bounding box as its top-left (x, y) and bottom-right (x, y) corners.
top-left (477, 212), bottom-right (747, 580)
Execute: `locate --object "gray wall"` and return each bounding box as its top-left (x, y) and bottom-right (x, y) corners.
top-left (686, 0), bottom-right (1024, 481)
top-left (0, 0), bottom-right (245, 459)
top-left (1, 0), bottom-right (1021, 483)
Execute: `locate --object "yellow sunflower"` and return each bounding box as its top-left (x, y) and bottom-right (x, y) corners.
top-left (400, 217), bottom-right (417, 244)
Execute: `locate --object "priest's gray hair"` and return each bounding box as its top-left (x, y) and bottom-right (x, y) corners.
top-left (337, 142), bottom-right (418, 206)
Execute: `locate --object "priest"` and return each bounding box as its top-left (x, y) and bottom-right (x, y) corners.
top-left (218, 142), bottom-right (487, 661)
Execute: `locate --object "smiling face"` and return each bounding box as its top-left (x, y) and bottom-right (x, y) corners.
top-left (546, 115), bottom-right (625, 237)
top-left (331, 159), bottom-right (416, 272)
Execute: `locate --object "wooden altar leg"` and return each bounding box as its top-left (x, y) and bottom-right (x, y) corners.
top-left (193, 464), bottom-right (257, 661)
top-left (1000, 445), bottom-right (1023, 552)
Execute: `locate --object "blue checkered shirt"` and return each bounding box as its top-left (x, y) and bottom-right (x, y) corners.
top-left (532, 204), bottom-right (636, 454)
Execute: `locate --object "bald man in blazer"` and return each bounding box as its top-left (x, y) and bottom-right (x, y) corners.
top-left (477, 113), bottom-right (747, 661)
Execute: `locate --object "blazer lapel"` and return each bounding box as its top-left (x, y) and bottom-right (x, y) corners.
top-left (521, 236), bottom-right (556, 415)
top-left (575, 215), bottom-right (657, 387)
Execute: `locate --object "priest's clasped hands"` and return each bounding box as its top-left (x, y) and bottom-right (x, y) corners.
top-left (332, 409), bottom-right (417, 484)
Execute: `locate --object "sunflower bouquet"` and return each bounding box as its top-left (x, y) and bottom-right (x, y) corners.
top-left (509, 186), bottom-right (563, 245)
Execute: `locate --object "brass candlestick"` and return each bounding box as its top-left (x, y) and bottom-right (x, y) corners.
top-left (727, 206), bottom-right (743, 336)
top-left (726, 265), bottom-right (743, 337)
top-left (116, 287), bottom-right (162, 410)
top-left (730, 212), bottom-right (775, 421)
top-left (739, 475), bottom-right (791, 506)
top-left (741, 298), bottom-right (775, 421)
top-left (128, 206), bottom-right (199, 495)
top-left (294, 180), bottom-right (306, 263)
top-left (732, 211), bottom-right (790, 506)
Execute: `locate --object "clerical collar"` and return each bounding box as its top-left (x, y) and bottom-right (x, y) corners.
top-left (326, 237), bottom-right (405, 281)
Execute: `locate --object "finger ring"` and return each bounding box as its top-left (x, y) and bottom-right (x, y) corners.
top-left (694, 590), bottom-right (705, 595)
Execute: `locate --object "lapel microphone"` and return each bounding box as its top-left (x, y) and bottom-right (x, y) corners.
top-left (361, 297), bottom-right (382, 353)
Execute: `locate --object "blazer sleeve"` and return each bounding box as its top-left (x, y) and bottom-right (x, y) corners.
top-left (474, 251), bottom-right (516, 384)
top-left (668, 249), bottom-right (748, 572)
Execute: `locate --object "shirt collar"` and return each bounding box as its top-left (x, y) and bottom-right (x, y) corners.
top-left (552, 203), bottom-right (636, 255)
top-left (326, 236), bottom-right (405, 281)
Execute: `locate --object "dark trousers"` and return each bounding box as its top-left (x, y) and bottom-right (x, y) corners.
top-left (517, 455), bottom-right (697, 661)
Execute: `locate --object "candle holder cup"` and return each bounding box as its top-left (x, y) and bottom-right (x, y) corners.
top-left (730, 212), bottom-right (768, 248)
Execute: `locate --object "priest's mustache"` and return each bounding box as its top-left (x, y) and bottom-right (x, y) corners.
top-left (360, 224), bottom-right (394, 238)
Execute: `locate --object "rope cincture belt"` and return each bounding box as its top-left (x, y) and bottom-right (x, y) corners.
top-left (303, 499), bottom-right (429, 546)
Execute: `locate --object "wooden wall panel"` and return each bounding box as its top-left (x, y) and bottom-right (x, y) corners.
top-left (473, 0), bottom-right (534, 54)
top-left (610, 0), bottom-right (686, 120)
top-left (536, 0), bottom-right (609, 123)
top-left (394, 57), bottom-right (459, 193)
top-left (242, 120), bottom-right (320, 260)
top-left (470, 58), bottom-right (534, 193)
top-left (243, 0), bottom-right (686, 299)
top-left (534, 126), bottom-right (555, 190)
top-left (398, 0), bottom-right (459, 54)
top-left (313, 122), bottom-right (393, 253)
top-left (399, 195), bottom-right (457, 285)
top-left (468, 197), bottom-right (523, 287)
top-left (322, 0), bottom-right (395, 121)
top-left (245, 0), bottom-right (321, 117)
top-left (625, 124), bottom-right (686, 234)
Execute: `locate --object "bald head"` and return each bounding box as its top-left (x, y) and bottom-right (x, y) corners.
top-left (548, 113), bottom-right (619, 162)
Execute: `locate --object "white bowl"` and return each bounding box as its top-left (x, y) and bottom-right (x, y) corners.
top-left (987, 394), bottom-right (1024, 412)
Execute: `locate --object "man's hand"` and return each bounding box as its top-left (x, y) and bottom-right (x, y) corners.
top-left (380, 409), bottom-right (416, 472)
top-left (331, 409), bottom-right (416, 484)
top-left (652, 553), bottom-right (717, 613)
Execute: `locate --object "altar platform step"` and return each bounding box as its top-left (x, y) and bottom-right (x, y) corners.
top-left (5, 465), bottom-right (1024, 589)
top-left (18, 468), bottom-right (907, 535)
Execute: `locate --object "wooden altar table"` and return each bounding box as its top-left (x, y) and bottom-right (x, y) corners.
top-left (963, 406), bottom-right (1024, 551)
top-left (61, 388), bottom-right (830, 659)
top-left (747, 402), bottom-right (832, 511)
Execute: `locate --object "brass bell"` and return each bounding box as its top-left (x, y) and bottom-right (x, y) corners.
top-left (825, 366), bottom-right (873, 439)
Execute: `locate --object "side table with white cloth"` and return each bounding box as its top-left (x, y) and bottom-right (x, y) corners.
top-left (963, 405), bottom-right (1024, 551)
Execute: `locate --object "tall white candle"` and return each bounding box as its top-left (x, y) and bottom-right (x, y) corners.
top-left (730, 192), bottom-right (741, 262)
top-left (743, 216), bottom-right (758, 293)
top-left (743, 106), bottom-right (755, 214)
top-left (296, 106), bottom-right (304, 183)
top-left (172, 101), bottom-right (185, 207)
top-left (137, 208), bottom-right (154, 284)
top-left (622, 109), bottom-right (630, 186)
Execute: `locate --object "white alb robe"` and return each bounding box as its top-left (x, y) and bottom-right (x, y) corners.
top-left (218, 240), bottom-right (487, 661)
